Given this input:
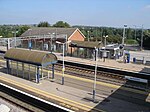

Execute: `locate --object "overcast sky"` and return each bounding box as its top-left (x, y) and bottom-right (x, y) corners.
top-left (0, 0), bottom-right (150, 28)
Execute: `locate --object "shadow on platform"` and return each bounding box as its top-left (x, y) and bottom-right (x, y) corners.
top-left (90, 81), bottom-right (150, 112)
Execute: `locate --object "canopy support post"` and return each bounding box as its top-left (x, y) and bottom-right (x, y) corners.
top-left (52, 64), bottom-right (54, 79)
top-left (36, 66), bottom-right (40, 83)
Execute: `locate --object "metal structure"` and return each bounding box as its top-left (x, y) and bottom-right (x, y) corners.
top-left (122, 24), bottom-right (127, 45)
top-left (4, 48), bottom-right (58, 83)
top-left (56, 40), bottom-right (71, 85)
top-left (93, 47), bottom-right (98, 102)
top-left (141, 25), bottom-right (144, 51)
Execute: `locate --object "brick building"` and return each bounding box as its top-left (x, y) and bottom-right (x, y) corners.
top-left (21, 27), bottom-right (85, 52)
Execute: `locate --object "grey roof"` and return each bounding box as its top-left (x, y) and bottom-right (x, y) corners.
top-left (4, 48), bottom-right (57, 66)
top-left (21, 27), bottom-right (77, 38)
top-left (70, 40), bottom-right (103, 49)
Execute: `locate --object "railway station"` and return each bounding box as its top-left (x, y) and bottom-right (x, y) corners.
top-left (0, 28), bottom-right (150, 112)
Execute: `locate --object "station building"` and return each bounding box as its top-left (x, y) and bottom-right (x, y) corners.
top-left (20, 27), bottom-right (104, 59)
top-left (21, 27), bottom-right (85, 52)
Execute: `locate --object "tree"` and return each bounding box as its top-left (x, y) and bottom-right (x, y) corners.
top-left (17, 25), bottom-right (30, 36)
top-left (37, 21), bottom-right (50, 27)
top-left (53, 21), bottom-right (70, 28)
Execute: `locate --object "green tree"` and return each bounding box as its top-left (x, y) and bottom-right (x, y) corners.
top-left (38, 21), bottom-right (50, 27)
top-left (53, 21), bottom-right (70, 28)
top-left (17, 25), bottom-right (30, 36)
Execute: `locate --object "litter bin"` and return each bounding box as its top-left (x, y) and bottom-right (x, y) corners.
top-left (133, 57), bottom-right (136, 63)
top-left (126, 53), bottom-right (130, 63)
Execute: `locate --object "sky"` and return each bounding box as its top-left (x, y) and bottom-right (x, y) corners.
top-left (0, 0), bottom-right (150, 28)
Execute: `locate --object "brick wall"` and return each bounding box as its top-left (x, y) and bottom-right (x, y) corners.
top-left (68, 29), bottom-right (85, 41)
top-left (68, 29), bottom-right (85, 54)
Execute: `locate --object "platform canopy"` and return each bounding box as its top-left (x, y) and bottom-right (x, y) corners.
top-left (4, 48), bottom-right (57, 66)
top-left (70, 40), bottom-right (103, 49)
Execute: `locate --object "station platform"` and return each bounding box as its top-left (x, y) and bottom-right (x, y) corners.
top-left (55, 53), bottom-right (150, 74)
top-left (1, 66), bottom-right (150, 112)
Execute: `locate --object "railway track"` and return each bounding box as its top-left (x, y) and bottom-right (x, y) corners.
top-left (0, 58), bottom-right (147, 89)
top-left (0, 83), bottom-right (72, 112)
top-left (50, 63), bottom-right (126, 85)
top-left (50, 63), bottom-right (147, 89)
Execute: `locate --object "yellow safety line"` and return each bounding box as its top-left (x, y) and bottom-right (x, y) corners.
top-left (0, 76), bottom-right (104, 112)
top-left (0, 59), bottom-right (149, 96)
top-left (48, 70), bottom-right (150, 96)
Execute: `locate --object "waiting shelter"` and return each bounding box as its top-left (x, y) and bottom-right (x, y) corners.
top-left (4, 48), bottom-right (57, 83)
top-left (69, 40), bottom-right (103, 59)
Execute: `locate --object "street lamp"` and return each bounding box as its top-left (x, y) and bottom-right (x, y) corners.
top-left (93, 47), bottom-right (98, 102)
top-left (122, 24), bottom-right (127, 45)
top-left (133, 25), bottom-right (137, 40)
top-left (27, 29), bottom-right (32, 50)
top-left (48, 33), bottom-right (55, 52)
top-left (141, 25), bottom-right (144, 51)
top-left (103, 35), bottom-right (108, 48)
top-left (103, 35), bottom-right (108, 62)
top-left (87, 31), bottom-right (90, 41)
top-left (12, 31), bottom-right (18, 48)
top-left (56, 40), bottom-right (71, 85)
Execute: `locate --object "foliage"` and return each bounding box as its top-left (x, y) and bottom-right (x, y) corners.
top-left (0, 25), bottom-right (30, 38)
top-left (0, 23), bottom-right (150, 49)
top-left (125, 39), bottom-right (138, 45)
top-left (37, 21), bottom-right (50, 27)
top-left (53, 21), bottom-right (70, 28)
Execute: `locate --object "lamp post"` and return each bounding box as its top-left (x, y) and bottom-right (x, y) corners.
top-left (12, 30), bottom-right (18, 48)
top-left (48, 33), bottom-right (55, 52)
top-left (56, 40), bottom-right (71, 85)
top-left (103, 35), bottom-right (108, 62)
top-left (133, 25), bottom-right (137, 40)
top-left (103, 35), bottom-right (108, 48)
top-left (122, 25), bottom-right (127, 45)
top-left (93, 47), bottom-right (98, 102)
top-left (87, 31), bottom-right (90, 41)
top-left (141, 25), bottom-right (144, 51)
top-left (28, 29), bottom-right (32, 50)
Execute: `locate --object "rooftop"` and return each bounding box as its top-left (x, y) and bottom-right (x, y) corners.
top-left (70, 40), bottom-right (103, 49)
top-left (21, 27), bottom-right (78, 38)
top-left (4, 48), bottom-right (57, 66)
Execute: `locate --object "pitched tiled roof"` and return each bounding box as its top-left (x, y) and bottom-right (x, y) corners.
top-left (21, 27), bottom-right (77, 38)
top-left (70, 40), bottom-right (103, 49)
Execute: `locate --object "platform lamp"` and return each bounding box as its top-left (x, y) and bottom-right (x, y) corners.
top-left (48, 32), bottom-right (55, 52)
top-left (93, 47), bottom-right (98, 102)
top-left (12, 31), bottom-right (18, 48)
top-left (28, 29), bottom-right (32, 50)
top-left (122, 24), bottom-right (127, 45)
top-left (103, 35), bottom-right (108, 62)
top-left (56, 40), bottom-right (71, 85)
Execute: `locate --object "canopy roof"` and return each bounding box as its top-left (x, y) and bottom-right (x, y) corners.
top-left (4, 48), bottom-right (57, 66)
top-left (70, 40), bottom-right (103, 49)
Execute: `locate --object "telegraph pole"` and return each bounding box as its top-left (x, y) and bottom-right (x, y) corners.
top-left (141, 25), bottom-right (144, 51)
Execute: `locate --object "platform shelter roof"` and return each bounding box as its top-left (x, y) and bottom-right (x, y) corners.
top-left (4, 48), bottom-right (57, 66)
top-left (70, 40), bottom-right (103, 49)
